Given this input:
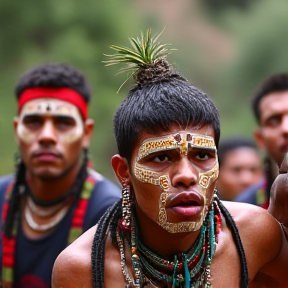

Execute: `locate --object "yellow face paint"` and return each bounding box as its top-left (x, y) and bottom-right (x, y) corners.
top-left (134, 132), bottom-right (219, 233)
top-left (17, 98), bottom-right (84, 144)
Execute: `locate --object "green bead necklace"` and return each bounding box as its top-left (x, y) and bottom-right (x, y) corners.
top-left (116, 195), bottom-right (222, 288)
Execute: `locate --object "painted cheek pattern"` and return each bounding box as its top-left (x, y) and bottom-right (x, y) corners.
top-left (17, 124), bottom-right (36, 144)
top-left (199, 162), bottom-right (219, 189)
top-left (59, 117), bottom-right (83, 144)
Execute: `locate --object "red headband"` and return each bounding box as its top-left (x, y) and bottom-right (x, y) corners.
top-left (18, 87), bottom-right (88, 120)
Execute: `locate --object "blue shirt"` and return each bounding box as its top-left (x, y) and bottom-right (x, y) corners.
top-left (0, 171), bottom-right (121, 288)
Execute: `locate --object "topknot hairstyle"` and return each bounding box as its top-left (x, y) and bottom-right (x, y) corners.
top-left (15, 63), bottom-right (92, 103)
top-left (252, 73), bottom-right (288, 124)
top-left (105, 29), bottom-right (220, 162)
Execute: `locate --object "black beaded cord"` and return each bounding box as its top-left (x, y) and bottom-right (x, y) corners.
top-left (217, 198), bottom-right (249, 288)
top-left (92, 200), bottom-right (122, 288)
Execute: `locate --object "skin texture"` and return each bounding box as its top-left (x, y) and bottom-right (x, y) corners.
top-left (217, 147), bottom-right (263, 201)
top-left (14, 97), bottom-right (94, 238)
top-left (14, 98), bottom-right (93, 184)
top-left (133, 131), bottom-right (218, 233)
top-left (17, 99), bottom-right (84, 145)
top-left (52, 125), bottom-right (288, 288)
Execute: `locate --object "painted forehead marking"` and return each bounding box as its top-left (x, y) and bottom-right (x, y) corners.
top-left (137, 132), bottom-right (216, 161)
top-left (17, 98), bottom-right (84, 145)
top-left (19, 98), bottom-right (80, 118)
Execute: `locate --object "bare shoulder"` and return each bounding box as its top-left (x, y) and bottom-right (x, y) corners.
top-left (52, 225), bottom-right (97, 288)
top-left (222, 201), bottom-right (281, 246)
top-left (222, 201), bottom-right (280, 234)
top-left (221, 201), bottom-right (283, 279)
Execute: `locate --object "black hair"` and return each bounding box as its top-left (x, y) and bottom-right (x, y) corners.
top-left (252, 73), bottom-right (288, 124)
top-left (218, 136), bottom-right (258, 167)
top-left (15, 63), bottom-right (92, 103)
top-left (113, 76), bottom-right (220, 162)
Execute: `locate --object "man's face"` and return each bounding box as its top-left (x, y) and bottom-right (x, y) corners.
top-left (217, 147), bottom-right (263, 201)
top-left (14, 98), bottom-right (91, 180)
top-left (129, 125), bottom-right (218, 233)
top-left (255, 91), bottom-right (288, 166)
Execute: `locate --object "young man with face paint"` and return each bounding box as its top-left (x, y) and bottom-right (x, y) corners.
top-left (0, 63), bottom-right (121, 288)
top-left (52, 31), bottom-right (288, 288)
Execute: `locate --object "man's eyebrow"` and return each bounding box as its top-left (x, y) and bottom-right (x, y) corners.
top-left (22, 113), bottom-right (75, 118)
top-left (189, 146), bottom-right (216, 151)
top-left (22, 113), bottom-right (42, 118)
top-left (54, 115), bottom-right (75, 119)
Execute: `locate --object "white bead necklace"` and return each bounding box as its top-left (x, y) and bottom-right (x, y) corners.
top-left (27, 196), bottom-right (64, 217)
top-left (24, 204), bottom-right (69, 232)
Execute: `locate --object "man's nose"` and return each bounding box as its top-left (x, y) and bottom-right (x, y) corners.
top-left (38, 121), bottom-right (57, 144)
top-left (171, 157), bottom-right (198, 188)
top-left (281, 115), bottom-right (288, 134)
top-left (239, 170), bottom-right (255, 188)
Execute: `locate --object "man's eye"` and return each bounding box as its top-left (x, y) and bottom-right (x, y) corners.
top-left (23, 117), bottom-right (42, 127)
top-left (152, 154), bottom-right (171, 163)
top-left (195, 152), bottom-right (210, 161)
top-left (56, 118), bottom-right (76, 130)
top-left (267, 116), bottom-right (281, 127)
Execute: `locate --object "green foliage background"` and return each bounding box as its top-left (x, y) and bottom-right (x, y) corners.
top-left (0, 0), bottom-right (288, 183)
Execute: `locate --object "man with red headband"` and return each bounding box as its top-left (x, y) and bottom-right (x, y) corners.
top-left (0, 63), bottom-right (121, 288)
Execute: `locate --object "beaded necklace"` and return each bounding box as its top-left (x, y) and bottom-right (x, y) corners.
top-left (116, 195), bottom-right (222, 288)
top-left (1, 168), bottom-right (96, 288)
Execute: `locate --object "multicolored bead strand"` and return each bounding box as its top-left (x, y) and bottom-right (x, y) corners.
top-left (117, 195), bottom-right (222, 287)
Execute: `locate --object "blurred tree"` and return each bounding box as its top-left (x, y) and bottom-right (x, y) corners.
top-left (196, 0), bottom-right (288, 140)
top-left (0, 0), bottom-right (147, 181)
top-left (1, 0), bottom-right (287, 180)
top-left (214, 0), bottom-right (288, 138)
top-left (201, 0), bottom-right (257, 11)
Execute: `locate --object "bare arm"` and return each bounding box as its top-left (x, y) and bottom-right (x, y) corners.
top-left (224, 201), bottom-right (288, 284)
top-left (268, 152), bottom-right (288, 227)
top-left (52, 226), bottom-right (97, 288)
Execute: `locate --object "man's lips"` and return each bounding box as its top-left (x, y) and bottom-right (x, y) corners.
top-left (166, 192), bottom-right (204, 217)
top-left (32, 150), bottom-right (62, 161)
top-left (167, 191), bottom-right (204, 208)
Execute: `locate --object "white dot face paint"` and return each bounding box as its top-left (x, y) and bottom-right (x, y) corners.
top-left (133, 131), bottom-right (219, 233)
top-left (17, 98), bottom-right (84, 145)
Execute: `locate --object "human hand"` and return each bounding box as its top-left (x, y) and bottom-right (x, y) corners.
top-left (268, 153), bottom-right (288, 228)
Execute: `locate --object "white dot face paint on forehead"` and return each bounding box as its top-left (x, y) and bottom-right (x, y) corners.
top-left (17, 98), bottom-right (84, 144)
top-left (133, 131), bottom-right (219, 233)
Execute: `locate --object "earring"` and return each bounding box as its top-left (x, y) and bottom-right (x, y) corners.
top-left (121, 184), bottom-right (132, 230)
top-left (213, 188), bottom-right (219, 199)
top-left (83, 148), bottom-right (93, 168)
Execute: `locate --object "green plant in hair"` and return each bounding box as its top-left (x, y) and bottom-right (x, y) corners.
top-left (103, 28), bottom-right (177, 91)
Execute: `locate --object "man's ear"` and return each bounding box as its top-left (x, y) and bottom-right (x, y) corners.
top-left (13, 117), bottom-right (20, 145)
top-left (82, 119), bottom-right (94, 149)
top-left (254, 128), bottom-right (266, 151)
top-left (111, 154), bottom-right (130, 185)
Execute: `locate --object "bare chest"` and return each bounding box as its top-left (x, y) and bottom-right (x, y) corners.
top-left (104, 238), bottom-right (244, 288)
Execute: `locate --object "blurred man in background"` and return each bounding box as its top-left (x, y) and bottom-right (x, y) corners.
top-left (0, 63), bottom-right (121, 288)
top-left (235, 73), bottom-right (288, 209)
top-left (217, 136), bottom-right (264, 201)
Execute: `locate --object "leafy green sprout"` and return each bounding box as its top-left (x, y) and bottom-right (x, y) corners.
top-left (103, 28), bottom-right (177, 92)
